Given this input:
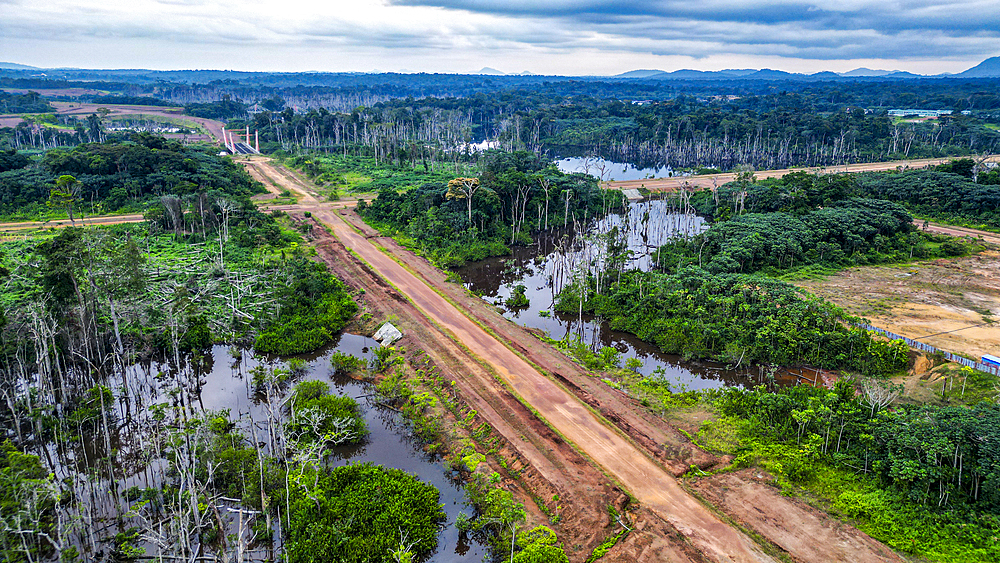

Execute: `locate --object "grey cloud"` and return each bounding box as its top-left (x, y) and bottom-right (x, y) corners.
top-left (3, 0), bottom-right (997, 72)
top-left (389, 0), bottom-right (1000, 58)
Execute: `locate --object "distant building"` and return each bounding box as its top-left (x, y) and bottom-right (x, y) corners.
top-left (888, 109), bottom-right (953, 118)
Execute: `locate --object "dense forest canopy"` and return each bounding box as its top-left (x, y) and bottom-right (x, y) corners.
top-left (0, 133), bottom-right (262, 218)
top-left (5, 70), bottom-right (1000, 171)
top-left (358, 149), bottom-right (624, 266)
top-left (0, 91), bottom-right (53, 114)
top-left (690, 162), bottom-right (1000, 229)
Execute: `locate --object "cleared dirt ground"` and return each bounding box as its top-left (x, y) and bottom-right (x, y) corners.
top-left (0, 102), bottom-right (227, 142)
top-left (796, 250), bottom-right (1000, 361)
top-left (607, 155), bottom-right (1000, 192)
top-left (692, 471), bottom-right (903, 563)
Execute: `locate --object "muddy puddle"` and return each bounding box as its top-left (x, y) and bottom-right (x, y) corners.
top-left (457, 199), bottom-right (803, 390)
top-left (41, 334), bottom-right (486, 562)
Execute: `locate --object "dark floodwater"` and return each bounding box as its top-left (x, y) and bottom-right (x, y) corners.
top-left (556, 156), bottom-right (677, 182)
top-left (58, 335), bottom-right (486, 562)
top-left (194, 336), bottom-right (487, 562)
top-left (457, 200), bottom-right (799, 391)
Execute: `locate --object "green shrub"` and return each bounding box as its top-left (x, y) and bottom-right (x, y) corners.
top-left (284, 463), bottom-right (445, 563)
top-left (287, 381), bottom-right (366, 445)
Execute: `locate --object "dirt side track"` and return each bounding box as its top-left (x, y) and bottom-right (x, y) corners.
top-left (606, 155), bottom-right (1000, 192)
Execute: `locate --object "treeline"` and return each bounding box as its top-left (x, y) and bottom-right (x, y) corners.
top-left (692, 162), bottom-right (1000, 229)
top-left (184, 96), bottom-right (248, 119)
top-left (229, 88), bottom-right (1000, 172)
top-left (857, 168), bottom-right (1000, 228)
top-left (557, 268), bottom-right (909, 374)
top-left (0, 133), bottom-right (261, 218)
top-left (709, 383), bottom-right (1000, 560)
top-left (358, 150), bottom-right (623, 266)
top-left (528, 100), bottom-right (999, 169)
top-left (91, 95), bottom-right (177, 107)
top-left (0, 91), bottom-right (53, 113)
top-left (657, 197), bottom-right (975, 275)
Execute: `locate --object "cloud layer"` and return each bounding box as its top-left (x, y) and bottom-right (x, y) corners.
top-left (1, 0), bottom-right (997, 74)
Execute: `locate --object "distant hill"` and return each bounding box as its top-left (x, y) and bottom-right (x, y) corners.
top-left (614, 69), bottom-right (666, 78)
top-left (809, 71), bottom-right (841, 80)
top-left (471, 67), bottom-right (505, 75)
top-left (957, 56), bottom-right (1000, 77)
top-left (840, 68), bottom-right (895, 77)
top-left (747, 69), bottom-right (796, 80)
top-left (884, 71), bottom-right (923, 79)
top-left (717, 69), bottom-right (757, 77)
top-left (0, 62), bottom-right (39, 70)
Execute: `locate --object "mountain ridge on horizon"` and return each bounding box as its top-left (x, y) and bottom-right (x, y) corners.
top-left (607, 57), bottom-right (1000, 80)
top-left (2, 56), bottom-right (999, 80)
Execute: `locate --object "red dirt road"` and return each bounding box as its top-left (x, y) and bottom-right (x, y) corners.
top-left (922, 222), bottom-right (1000, 246)
top-left (0, 102), bottom-right (227, 143)
top-left (313, 207), bottom-right (774, 563)
top-left (0, 214), bottom-right (146, 232)
top-left (607, 155), bottom-right (1000, 192)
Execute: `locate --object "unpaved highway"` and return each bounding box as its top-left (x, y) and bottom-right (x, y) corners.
top-left (0, 214), bottom-right (146, 232)
top-left (0, 102), bottom-right (227, 142)
top-left (239, 157), bottom-right (321, 203)
top-left (607, 155), bottom-right (1000, 192)
top-left (923, 222), bottom-right (1000, 246)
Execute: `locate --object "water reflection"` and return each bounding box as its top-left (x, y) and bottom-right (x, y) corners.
top-left (46, 336), bottom-right (485, 562)
top-left (557, 156), bottom-right (677, 182)
top-left (457, 200), bottom-right (789, 391)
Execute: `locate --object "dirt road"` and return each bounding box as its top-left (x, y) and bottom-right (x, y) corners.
top-left (315, 206), bottom-right (773, 562)
top-left (923, 222), bottom-right (1000, 246)
top-left (0, 214), bottom-right (146, 232)
top-left (607, 155), bottom-right (1000, 192)
top-left (239, 157), bottom-right (320, 203)
top-left (0, 102), bottom-right (227, 143)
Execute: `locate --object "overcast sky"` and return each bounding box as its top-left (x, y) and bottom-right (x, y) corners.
top-left (1, 0), bottom-right (998, 75)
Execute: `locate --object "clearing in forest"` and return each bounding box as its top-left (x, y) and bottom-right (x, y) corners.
top-left (795, 250), bottom-right (1000, 362)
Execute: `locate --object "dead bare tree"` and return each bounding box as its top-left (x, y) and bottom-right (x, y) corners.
top-left (861, 377), bottom-right (902, 417)
top-left (446, 177), bottom-right (482, 228)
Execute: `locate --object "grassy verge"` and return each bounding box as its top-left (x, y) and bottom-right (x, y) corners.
top-left (697, 415), bottom-right (1000, 563)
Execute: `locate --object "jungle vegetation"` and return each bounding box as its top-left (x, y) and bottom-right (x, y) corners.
top-left (556, 267), bottom-right (910, 374)
top-left (0, 133), bottom-right (261, 220)
top-left (690, 160), bottom-right (1000, 229)
top-left (358, 150), bottom-right (624, 267)
top-left (693, 382), bottom-right (1000, 562)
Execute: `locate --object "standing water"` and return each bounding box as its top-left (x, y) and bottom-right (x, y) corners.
top-left (557, 156), bottom-right (676, 182)
top-left (457, 199), bottom-right (775, 391)
top-left (37, 334), bottom-right (487, 562)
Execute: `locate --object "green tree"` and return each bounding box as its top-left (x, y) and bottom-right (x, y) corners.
top-left (47, 175), bottom-right (81, 225)
top-left (446, 177), bottom-right (481, 227)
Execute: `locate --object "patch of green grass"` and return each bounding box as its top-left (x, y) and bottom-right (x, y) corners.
top-left (694, 414), bottom-right (1000, 563)
top-left (776, 263), bottom-right (837, 281)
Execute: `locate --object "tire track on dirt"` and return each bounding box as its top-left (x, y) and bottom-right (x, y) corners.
top-left (312, 207), bottom-right (775, 563)
top-left (240, 158), bottom-right (320, 203)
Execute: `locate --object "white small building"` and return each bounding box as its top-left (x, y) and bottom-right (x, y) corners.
top-left (888, 109), bottom-right (953, 118)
